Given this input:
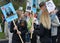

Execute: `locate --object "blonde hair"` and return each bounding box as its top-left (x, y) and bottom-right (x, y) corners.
top-left (16, 10), bottom-right (24, 19)
top-left (40, 10), bottom-right (51, 29)
top-left (16, 10), bottom-right (21, 17)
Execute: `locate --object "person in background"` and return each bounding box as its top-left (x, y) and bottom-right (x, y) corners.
top-left (50, 9), bottom-right (60, 43)
top-left (26, 12), bottom-right (33, 43)
top-left (8, 22), bottom-right (13, 43)
top-left (56, 9), bottom-right (60, 43)
top-left (4, 21), bottom-right (9, 38)
top-left (37, 7), bottom-right (42, 23)
top-left (16, 10), bottom-right (25, 21)
top-left (2, 13), bottom-right (9, 38)
top-left (31, 13), bottom-right (39, 43)
top-left (24, 12), bottom-right (29, 21)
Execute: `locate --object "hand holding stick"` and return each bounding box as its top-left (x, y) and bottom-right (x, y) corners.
top-left (13, 20), bottom-right (24, 43)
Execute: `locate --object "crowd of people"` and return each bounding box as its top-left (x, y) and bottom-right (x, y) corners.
top-left (2, 1), bottom-right (60, 43)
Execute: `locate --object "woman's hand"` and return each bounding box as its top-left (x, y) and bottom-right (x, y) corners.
top-left (17, 30), bottom-right (21, 35)
top-left (50, 9), bottom-right (58, 14)
top-left (14, 26), bottom-right (21, 35)
top-left (14, 26), bottom-right (17, 30)
top-left (30, 27), bottom-right (34, 33)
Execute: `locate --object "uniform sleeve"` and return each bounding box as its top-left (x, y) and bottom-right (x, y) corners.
top-left (10, 21), bottom-right (17, 33)
top-left (51, 15), bottom-right (60, 26)
top-left (34, 24), bottom-right (45, 36)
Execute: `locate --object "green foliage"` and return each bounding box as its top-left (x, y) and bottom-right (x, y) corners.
top-left (12, 1), bottom-right (20, 10)
top-left (53, 0), bottom-right (60, 8)
top-left (0, 32), bottom-right (5, 39)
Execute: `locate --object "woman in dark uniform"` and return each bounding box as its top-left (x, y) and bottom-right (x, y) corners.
top-left (39, 2), bottom-right (52, 43)
top-left (10, 19), bottom-right (28, 43)
top-left (10, 20), bottom-right (28, 43)
top-left (31, 2), bottom-right (52, 43)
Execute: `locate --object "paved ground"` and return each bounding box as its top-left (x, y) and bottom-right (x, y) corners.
top-left (0, 39), bottom-right (8, 43)
top-left (0, 40), bottom-right (40, 43)
top-left (0, 36), bottom-right (41, 43)
top-left (0, 39), bottom-right (41, 43)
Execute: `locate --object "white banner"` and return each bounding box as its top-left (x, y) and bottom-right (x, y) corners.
top-left (26, 1), bottom-right (32, 12)
top-left (46, 0), bottom-right (56, 13)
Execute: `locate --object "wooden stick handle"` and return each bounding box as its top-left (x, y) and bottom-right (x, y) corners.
top-left (19, 34), bottom-right (24, 43)
top-left (30, 13), bottom-right (34, 39)
top-left (31, 33), bottom-right (33, 39)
